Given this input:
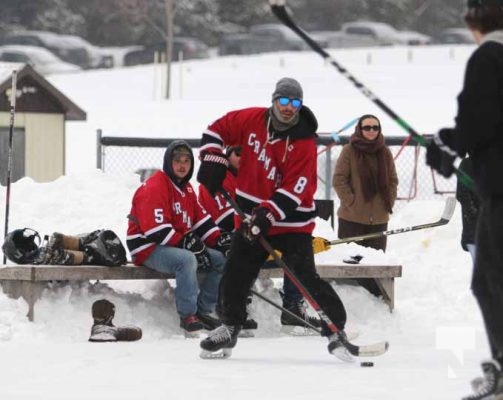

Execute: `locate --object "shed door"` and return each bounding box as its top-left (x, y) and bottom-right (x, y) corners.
top-left (0, 128), bottom-right (25, 185)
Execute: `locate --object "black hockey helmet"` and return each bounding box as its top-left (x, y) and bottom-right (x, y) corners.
top-left (2, 228), bottom-right (41, 264)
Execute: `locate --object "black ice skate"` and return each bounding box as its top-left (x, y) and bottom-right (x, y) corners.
top-left (88, 299), bottom-right (142, 342)
top-left (462, 360), bottom-right (503, 400)
top-left (180, 315), bottom-right (203, 338)
top-left (196, 312), bottom-right (222, 331)
top-left (280, 300), bottom-right (321, 336)
top-left (199, 324), bottom-right (241, 359)
top-left (327, 331), bottom-right (355, 362)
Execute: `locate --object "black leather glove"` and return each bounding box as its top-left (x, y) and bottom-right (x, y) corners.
top-left (181, 232), bottom-right (212, 272)
top-left (196, 152), bottom-right (229, 195)
top-left (426, 129), bottom-right (458, 178)
top-left (246, 206), bottom-right (275, 241)
top-left (215, 232), bottom-right (232, 257)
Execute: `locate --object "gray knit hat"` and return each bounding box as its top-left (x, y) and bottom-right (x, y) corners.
top-left (271, 77), bottom-right (303, 102)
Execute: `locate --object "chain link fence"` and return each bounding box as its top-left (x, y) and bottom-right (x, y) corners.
top-left (97, 130), bottom-right (455, 209)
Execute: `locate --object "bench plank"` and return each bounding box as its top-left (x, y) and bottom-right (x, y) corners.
top-left (0, 263), bottom-right (402, 321)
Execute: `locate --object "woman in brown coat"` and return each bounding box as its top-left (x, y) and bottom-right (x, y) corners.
top-left (332, 114), bottom-right (398, 295)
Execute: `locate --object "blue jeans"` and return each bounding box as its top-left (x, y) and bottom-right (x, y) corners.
top-left (262, 260), bottom-right (303, 305)
top-left (143, 246), bottom-right (225, 317)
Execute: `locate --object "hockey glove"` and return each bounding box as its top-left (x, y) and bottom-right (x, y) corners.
top-left (426, 128), bottom-right (458, 178)
top-left (247, 206), bottom-right (275, 240)
top-left (312, 237), bottom-right (331, 254)
top-left (181, 232), bottom-right (212, 272)
top-left (215, 232), bottom-right (232, 257)
top-left (196, 152), bottom-right (229, 195)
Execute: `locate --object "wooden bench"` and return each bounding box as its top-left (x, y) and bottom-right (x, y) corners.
top-left (0, 263), bottom-right (402, 321)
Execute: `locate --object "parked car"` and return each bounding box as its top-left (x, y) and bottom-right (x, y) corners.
top-left (58, 34), bottom-right (114, 68)
top-left (219, 23), bottom-right (308, 56)
top-left (394, 30), bottom-right (431, 46)
top-left (123, 37), bottom-right (209, 66)
top-left (434, 28), bottom-right (476, 44)
top-left (0, 45), bottom-right (81, 75)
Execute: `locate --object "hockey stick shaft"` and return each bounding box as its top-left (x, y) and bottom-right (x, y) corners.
top-left (3, 70), bottom-right (17, 265)
top-left (328, 196), bottom-right (456, 246)
top-left (220, 190), bottom-right (388, 356)
top-left (250, 288), bottom-right (322, 334)
top-left (269, 0), bottom-right (474, 191)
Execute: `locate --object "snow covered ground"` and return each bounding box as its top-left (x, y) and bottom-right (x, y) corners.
top-left (0, 43), bottom-right (487, 399)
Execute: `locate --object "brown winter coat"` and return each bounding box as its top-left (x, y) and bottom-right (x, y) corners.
top-left (333, 144), bottom-right (398, 225)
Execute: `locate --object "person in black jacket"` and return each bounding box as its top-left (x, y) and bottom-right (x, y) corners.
top-left (426, 1), bottom-right (503, 398)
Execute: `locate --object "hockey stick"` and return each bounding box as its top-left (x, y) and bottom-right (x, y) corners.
top-left (269, 0), bottom-right (474, 191)
top-left (326, 196), bottom-right (456, 247)
top-left (220, 190), bottom-right (388, 357)
top-left (3, 70), bottom-right (17, 265)
top-left (250, 288), bottom-right (322, 334)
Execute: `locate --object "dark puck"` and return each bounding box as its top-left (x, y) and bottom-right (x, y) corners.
top-left (360, 362), bottom-right (374, 367)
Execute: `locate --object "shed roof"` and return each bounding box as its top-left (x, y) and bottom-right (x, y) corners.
top-left (0, 62), bottom-right (86, 121)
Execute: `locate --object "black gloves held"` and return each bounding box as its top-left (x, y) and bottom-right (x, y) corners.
top-left (215, 232), bottom-right (232, 257)
top-left (196, 152), bottom-right (229, 196)
top-left (245, 206), bottom-right (275, 241)
top-left (181, 232), bottom-right (212, 272)
top-left (426, 129), bottom-right (458, 178)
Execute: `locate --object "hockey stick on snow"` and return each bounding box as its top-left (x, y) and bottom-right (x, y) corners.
top-left (325, 196), bottom-right (456, 247)
top-left (220, 190), bottom-right (388, 357)
top-left (269, 0), bottom-right (474, 191)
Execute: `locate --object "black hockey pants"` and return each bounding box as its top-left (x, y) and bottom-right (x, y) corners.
top-left (216, 232), bottom-right (347, 334)
top-left (472, 197), bottom-right (503, 362)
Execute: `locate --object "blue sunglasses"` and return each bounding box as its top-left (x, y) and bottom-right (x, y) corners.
top-left (277, 97), bottom-right (302, 108)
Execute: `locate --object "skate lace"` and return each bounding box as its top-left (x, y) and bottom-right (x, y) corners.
top-left (466, 369), bottom-right (497, 399)
top-left (208, 325), bottom-right (231, 344)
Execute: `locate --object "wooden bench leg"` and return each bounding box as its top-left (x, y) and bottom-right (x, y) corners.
top-left (374, 278), bottom-right (395, 312)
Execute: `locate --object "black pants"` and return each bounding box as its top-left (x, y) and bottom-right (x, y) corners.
top-left (338, 218), bottom-right (388, 297)
top-left (217, 232), bottom-right (347, 334)
top-left (472, 197), bottom-right (503, 362)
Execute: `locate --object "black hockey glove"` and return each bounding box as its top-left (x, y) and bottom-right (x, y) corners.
top-left (181, 232), bottom-right (212, 272)
top-left (426, 129), bottom-right (458, 178)
top-left (215, 232), bottom-right (232, 257)
top-left (246, 206), bottom-right (275, 241)
top-left (196, 152), bottom-right (229, 196)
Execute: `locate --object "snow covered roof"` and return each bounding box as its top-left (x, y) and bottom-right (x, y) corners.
top-left (0, 62), bottom-right (86, 120)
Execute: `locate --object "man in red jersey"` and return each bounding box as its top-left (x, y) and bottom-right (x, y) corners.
top-left (198, 145), bottom-right (321, 335)
top-left (197, 78), bottom-right (350, 360)
top-left (126, 140), bottom-right (231, 336)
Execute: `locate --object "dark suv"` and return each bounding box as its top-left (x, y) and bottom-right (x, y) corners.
top-left (124, 37), bottom-right (209, 66)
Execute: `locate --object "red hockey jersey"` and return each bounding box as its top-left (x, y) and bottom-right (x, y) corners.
top-left (127, 171), bottom-right (220, 265)
top-left (198, 170), bottom-right (237, 233)
top-left (200, 106), bottom-right (318, 235)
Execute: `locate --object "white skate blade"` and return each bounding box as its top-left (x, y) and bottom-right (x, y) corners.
top-left (200, 348), bottom-right (233, 359)
top-left (330, 346), bottom-right (355, 363)
top-left (238, 330), bottom-right (255, 338)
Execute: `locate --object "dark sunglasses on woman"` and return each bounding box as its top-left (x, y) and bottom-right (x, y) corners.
top-left (278, 97), bottom-right (302, 109)
top-left (361, 125), bottom-right (380, 132)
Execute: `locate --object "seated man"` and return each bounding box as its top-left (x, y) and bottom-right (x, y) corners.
top-left (126, 140), bottom-right (230, 336)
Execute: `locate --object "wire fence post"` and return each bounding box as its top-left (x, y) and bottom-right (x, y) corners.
top-left (324, 146), bottom-right (332, 200)
top-left (96, 129), bottom-right (102, 170)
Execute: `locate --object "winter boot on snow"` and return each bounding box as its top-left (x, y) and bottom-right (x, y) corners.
top-left (462, 360), bottom-right (503, 400)
top-left (89, 299), bottom-right (142, 342)
top-left (180, 315), bottom-right (204, 338)
top-left (200, 324), bottom-right (241, 359)
top-left (327, 331), bottom-right (354, 363)
top-left (280, 299), bottom-right (321, 335)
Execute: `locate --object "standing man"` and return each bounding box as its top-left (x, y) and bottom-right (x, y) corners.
top-left (197, 77), bottom-right (349, 359)
top-left (426, 1), bottom-right (503, 398)
top-left (126, 140), bottom-right (230, 336)
top-left (198, 145), bottom-right (321, 334)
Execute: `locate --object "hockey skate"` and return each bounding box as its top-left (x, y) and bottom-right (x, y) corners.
top-left (88, 299), bottom-right (142, 342)
top-left (196, 312), bottom-right (222, 331)
top-left (462, 360), bottom-right (503, 400)
top-left (327, 331), bottom-right (355, 362)
top-left (280, 300), bottom-right (321, 336)
top-left (200, 324), bottom-right (241, 359)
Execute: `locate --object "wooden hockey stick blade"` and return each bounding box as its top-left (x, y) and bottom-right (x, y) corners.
top-left (328, 197), bottom-right (456, 246)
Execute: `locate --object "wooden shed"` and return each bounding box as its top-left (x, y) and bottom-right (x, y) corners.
top-left (0, 62), bottom-right (86, 184)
